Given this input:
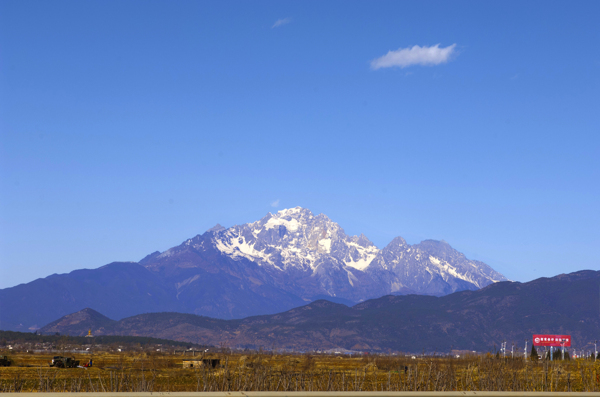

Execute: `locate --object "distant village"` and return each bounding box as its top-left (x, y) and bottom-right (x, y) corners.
top-left (0, 329), bottom-right (209, 356)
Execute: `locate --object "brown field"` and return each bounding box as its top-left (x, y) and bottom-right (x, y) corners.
top-left (2, 351), bottom-right (600, 392)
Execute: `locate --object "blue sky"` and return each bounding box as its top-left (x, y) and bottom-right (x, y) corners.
top-left (1, 1), bottom-right (599, 289)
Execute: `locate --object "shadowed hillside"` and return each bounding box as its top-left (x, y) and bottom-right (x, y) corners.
top-left (40, 270), bottom-right (600, 352)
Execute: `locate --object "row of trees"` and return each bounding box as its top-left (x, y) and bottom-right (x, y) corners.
top-left (528, 345), bottom-right (600, 361)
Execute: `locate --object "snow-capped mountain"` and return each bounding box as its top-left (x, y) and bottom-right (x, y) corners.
top-left (0, 207), bottom-right (510, 330)
top-left (210, 207), bottom-right (507, 299)
top-left (214, 207), bottom-right (378, 271)
top-left (143, 207), bottom-right (507, 309)
top-left (367, 237), bottom-right (507, 296)
top-left (210, 207), bottom-right (383, 301)
top-left (143, 207), bottom-right (383, 305)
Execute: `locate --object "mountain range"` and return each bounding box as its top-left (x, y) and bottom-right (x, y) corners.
top-left (39, 270), bottom-right (600, 352)
top-left (0, 207), bottom-right (506, 331)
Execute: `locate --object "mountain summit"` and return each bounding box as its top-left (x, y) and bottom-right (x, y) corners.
top-left (142, 207), bottom-right (507, 312)
top-left (0, 207), bottom-right (507, 330)
top-left (214, 207), bottom-right (379, 273)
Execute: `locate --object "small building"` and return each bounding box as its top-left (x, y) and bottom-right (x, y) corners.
top-left (183, 359), bottom-right (220, 368)
top-left (85, 329), bottom-right (94, 338)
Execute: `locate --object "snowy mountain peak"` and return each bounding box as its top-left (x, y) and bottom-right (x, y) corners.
top-left (275, 206), bottom-right (312, 218)
top-left (367, 237), bottom-right (508, 295)
top-left (212, 207), bottom-right (379, 272)
top-left (140, 207), bottom-right (508, 308)
top-left (258, 207), bottom-right (314, 233)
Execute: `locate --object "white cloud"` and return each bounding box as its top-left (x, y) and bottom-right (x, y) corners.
top-left (271, 199), bottom-right (280, 208)
top-left (371, 44), bottom-right (457, 70)
top-left (272, 18), bottom-right (291, 28)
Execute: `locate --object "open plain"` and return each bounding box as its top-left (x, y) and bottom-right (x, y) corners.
top-left (2, 351), bottom-right (600, 393)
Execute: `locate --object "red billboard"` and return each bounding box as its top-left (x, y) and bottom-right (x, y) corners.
top-left (533, 334), bottom-right (571, 347)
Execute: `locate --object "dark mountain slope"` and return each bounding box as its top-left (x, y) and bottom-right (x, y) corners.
top-left (0, 262), bottom-right (181, 331)
top-left (1, 208), bottom-right (508, 330)
top-left (40, 308), bottom-right (116, 335)
top-left (143, 232), bottom-right (307, 319)
top-left (39, 270), bottom-right (600, 352)
top-left (1, 250), bottom-right (307, 331)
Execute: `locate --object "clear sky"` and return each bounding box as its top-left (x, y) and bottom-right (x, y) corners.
top-left (1, 1), bottom-right (599, 289)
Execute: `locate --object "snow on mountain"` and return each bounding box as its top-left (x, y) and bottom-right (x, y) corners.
top-left (206, 207), bottom-right (507, 298)
top-left (139, 207), bottom-right (508, 317)
top-left (366, 237), bottom-right (508, 296)
top-left (212, 207), bottom-right (379, 273)
top-left (1, 207), bottom-right (510, 329)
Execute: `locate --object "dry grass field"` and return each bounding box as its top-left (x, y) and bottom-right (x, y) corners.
top-left (2, 351), bottom-right (600, 392)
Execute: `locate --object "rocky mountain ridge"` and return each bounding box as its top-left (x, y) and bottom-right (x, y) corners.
top-left (142, 207), bottom-right (507, 303)
top-left (0, 207), bottom-right (507, 331)
top-left (39, 270), bottom-right (600, 353)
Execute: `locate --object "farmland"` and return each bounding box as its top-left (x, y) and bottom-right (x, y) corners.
top-left (2, 350), bottom-right (600, 392)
